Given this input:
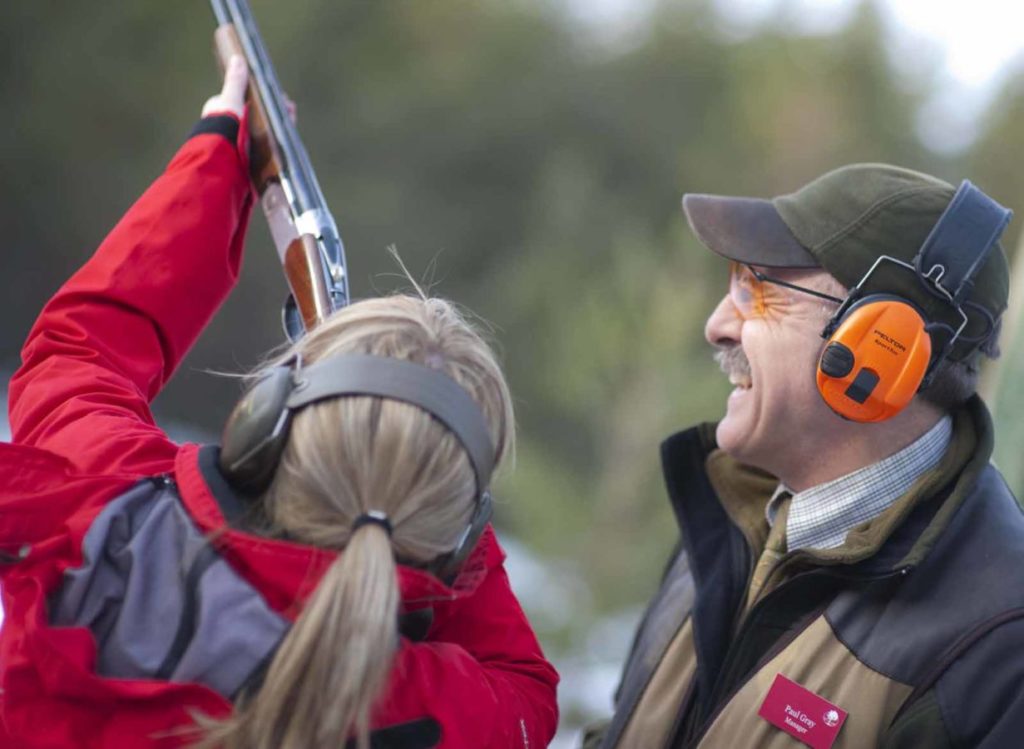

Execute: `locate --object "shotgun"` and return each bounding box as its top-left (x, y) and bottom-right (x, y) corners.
top-left (209, 0), bottom-right (349, 339)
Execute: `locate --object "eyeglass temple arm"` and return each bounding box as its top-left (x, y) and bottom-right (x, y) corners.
top-left (746, 266), bottom-right (845, 304)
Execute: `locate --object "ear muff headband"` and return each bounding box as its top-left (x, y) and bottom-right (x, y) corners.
top-left (220, 354), bottom-right (496, 495)
top-left (915, 180), bottom-right (1012, 305)
top-left (817, 180), bottom-right (1011, 422)
top-left (287, 355), bottom-right (495, 490)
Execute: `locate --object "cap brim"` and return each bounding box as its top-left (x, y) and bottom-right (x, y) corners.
top-left (682, 194), bottom-right (819, 268)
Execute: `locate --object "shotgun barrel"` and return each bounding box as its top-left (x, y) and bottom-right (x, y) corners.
top-left (210, 0), bottom-right (349, 338)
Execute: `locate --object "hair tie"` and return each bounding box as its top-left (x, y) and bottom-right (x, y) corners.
top-left (351, 510), bottom-right (393, 537)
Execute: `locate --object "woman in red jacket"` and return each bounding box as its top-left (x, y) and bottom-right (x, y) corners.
top-left (0, 58), bottom-right (558, 749)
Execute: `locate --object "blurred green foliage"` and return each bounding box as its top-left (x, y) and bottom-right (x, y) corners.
top-left (3, 0), bottom-right (1024, 730)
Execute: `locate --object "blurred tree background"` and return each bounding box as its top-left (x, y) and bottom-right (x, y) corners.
top-left (2, 0), bottom-right (1022, 742)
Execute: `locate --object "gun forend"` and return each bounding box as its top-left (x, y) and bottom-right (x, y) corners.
top-left (213, 24), bottom-right (283, 192)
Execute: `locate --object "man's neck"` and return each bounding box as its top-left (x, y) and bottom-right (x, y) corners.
top-left (777, 404), bottom-right (947, 492)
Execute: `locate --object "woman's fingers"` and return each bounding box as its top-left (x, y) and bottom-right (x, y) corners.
top-left (201, 55), bottom-right (248, 118)
top-left (221, 55), bottom-right (248, 112)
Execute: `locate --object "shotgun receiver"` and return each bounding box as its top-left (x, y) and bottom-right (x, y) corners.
top-left (210, 0), bottom-right (349, 339)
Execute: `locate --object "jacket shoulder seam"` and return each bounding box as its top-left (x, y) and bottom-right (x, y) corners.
top-left (823, 610), bottom-right (914, 687)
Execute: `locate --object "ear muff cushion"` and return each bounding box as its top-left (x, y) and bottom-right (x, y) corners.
top-left (817, 295), bottom-right (932, 422)
top-left (219, 366), bottom-right (295, 493)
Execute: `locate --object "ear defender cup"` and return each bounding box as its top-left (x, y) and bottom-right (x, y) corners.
top-left (427, 491), bottom-right (493, 585)
top-left (219, 365), bottom-right (296, 493)
top-left (817, 296), bottom-right (932, 423)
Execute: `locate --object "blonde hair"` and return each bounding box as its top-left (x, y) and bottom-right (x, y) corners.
top-left (196, 295), bottom-right (514, 749)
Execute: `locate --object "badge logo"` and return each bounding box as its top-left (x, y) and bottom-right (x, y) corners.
top-left (823, 709), bottom-right (840, 728)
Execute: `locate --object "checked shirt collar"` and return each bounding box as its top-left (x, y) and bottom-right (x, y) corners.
top-left (765, 415), bottom-right (953, 551)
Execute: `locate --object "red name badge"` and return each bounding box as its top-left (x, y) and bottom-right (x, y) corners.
top-left (757, 673), bottom-right (848, 749)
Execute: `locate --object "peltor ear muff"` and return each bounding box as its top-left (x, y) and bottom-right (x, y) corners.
top-left (815, 179), bottom-right (1012, 424)
top-left (817, 295), bottom-right (932, 423)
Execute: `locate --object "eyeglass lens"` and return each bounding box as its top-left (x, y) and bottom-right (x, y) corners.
top-left (728, 262), bottom-right (767, 318)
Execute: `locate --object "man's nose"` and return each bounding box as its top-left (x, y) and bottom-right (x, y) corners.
top-left (705, 295), bottom-right (743, 347)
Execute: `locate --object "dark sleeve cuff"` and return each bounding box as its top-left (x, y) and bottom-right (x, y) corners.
top-left (188, 114), bottom-right (240, 145)
top-left (343, 719), bottom-right (442, 749)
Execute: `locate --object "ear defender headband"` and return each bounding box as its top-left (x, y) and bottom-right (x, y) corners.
top-left (218, 354), bottom-right (496, 584)
top-left (817, 180), bottom-right (1012, 422)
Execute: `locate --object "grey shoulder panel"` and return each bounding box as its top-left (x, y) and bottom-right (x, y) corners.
top-left (49, 477), bottom-right (288, 699)
top-left (827, 466), bottom-right (1024, 687)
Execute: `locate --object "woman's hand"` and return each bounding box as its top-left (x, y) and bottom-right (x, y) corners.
top-left (199, 54), bottom-right (297, 123)
top-left (201, 54), bottom-right (248, 119)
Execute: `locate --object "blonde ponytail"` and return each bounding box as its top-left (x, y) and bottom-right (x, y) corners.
top-left (197, 523), bottom-right (398, 749)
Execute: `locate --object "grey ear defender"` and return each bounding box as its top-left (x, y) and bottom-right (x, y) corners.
top-left (218, 353), bottom-right (497, 583)
top-left (219, 361), bottom-right (301, 494)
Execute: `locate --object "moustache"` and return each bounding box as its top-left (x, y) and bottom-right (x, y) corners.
top-left (713, 346), bottom-right (751, 380)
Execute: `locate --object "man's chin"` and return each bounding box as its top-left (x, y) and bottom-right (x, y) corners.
top-left (715, 417), bottom-right (749, 457)
top-left (715, 415), bottom-right (765, 468)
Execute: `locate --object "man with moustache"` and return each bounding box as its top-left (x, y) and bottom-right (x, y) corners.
top-left (586, 165), bottom-right (1024, 748)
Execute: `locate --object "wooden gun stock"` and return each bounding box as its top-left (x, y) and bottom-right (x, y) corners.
top-left (284, 235), bottom-right (334, 331)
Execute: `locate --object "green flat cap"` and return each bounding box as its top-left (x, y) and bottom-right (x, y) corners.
top-left (683, 163), bottom-right (1011, 359)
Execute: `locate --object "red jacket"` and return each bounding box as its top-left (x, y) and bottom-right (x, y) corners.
top-left (0, 116), bottom-right (558, 748)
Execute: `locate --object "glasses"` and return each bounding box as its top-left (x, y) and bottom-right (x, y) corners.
top-left (728, 262), bottom-right (844, 319)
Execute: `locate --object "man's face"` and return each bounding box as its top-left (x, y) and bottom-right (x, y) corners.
top-left (705, 264), bottom-right (845, 476)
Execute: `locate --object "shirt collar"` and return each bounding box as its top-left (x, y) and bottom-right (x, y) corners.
top-left (765, 415), bottom-right (953, 551)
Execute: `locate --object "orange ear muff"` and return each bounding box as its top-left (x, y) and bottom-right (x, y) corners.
top-left (817, 297), bottom-right (932, 423)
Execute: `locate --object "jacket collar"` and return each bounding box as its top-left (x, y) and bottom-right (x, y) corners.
top-left (173, 444), bottom-right (497, 620)
top-left (892, 395), bottom-right (994, 569)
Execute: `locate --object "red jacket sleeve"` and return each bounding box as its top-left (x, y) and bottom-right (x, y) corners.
top-left (379, 529), bottom-right (560, 748)
top-left (7, 119), bottom-right (254, 478)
